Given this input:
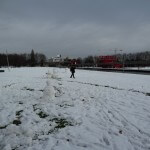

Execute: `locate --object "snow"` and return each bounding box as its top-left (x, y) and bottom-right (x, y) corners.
top-left (125, 67), bottom-right (150, 71)
top-left (0, 67), bottom-right (150, 150)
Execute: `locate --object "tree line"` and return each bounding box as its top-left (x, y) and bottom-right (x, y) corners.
top-left (0, 49), bottom-right (46, 67)
top-left (0, 50), bottom-right (150, 67)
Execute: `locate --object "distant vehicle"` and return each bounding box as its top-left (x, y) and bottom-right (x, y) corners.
top-left (99, 56), bottom-right (123, 68)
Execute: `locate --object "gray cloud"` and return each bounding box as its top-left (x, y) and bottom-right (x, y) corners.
top-left (0, 0), bottom-right (150, 57)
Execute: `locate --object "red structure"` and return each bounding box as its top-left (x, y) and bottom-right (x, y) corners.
top-left (99, 56), bottom-right (122, 68)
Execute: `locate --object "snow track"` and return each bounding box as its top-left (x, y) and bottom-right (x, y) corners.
top-left (0, 67), bottom-right (150, 150)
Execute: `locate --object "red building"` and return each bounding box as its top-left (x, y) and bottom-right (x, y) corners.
top-left (99, 56), bottom-right (122, 68)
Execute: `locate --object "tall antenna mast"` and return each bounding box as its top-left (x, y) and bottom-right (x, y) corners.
top-left (6, 50), bottom-right (10, 71)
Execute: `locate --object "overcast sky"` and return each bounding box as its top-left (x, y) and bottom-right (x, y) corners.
top-left (0, 0), bottom-right (150, 58)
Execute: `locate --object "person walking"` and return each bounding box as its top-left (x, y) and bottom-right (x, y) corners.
top-left (70, 65), bottom-right (75, 78)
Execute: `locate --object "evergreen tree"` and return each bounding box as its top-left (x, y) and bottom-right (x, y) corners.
top-left (30, 49), bottom-right (36, 66)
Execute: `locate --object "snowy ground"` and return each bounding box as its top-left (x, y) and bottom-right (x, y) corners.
top-left (0, 67), bottom-right (150, 150)
top-left (125, 67), bottom-right (150, 71)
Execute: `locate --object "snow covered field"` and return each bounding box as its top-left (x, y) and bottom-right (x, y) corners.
top-left (0, 67), bottom-right (150, 150)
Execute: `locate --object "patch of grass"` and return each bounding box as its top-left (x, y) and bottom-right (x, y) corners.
top-left (39, 89), bottom-right (44, 92)
top-left (55, 119), bottom-right (73, 129)
top-left (50, 118), bottom-right (73, 129)
top-left (19, 101), bottom-right (23, 104)
top-left (16, 110), bottom-right (23, 120)
top-left (48, 129), bottom-right (56, 134)
top-left (22, 87), bottom-right (34, 91)
top-left (48, 117), bottom-right (76, 134)
top-left (59, 104), bottom-right (73, 108)
top-left (33, 104), bottom-right (40, 111)
top-left (146, 93), bottom-right (150, 96)
top-left (13, 120), bottom-right (21, 126)
top-left (0, 125), bottom-right (7, 129)
top-left (26, 88), bottom-right (34, 91)
top-left (37, 111), bottom-right (49, 118)
top-left (16, 110), bottom-right (23, 116)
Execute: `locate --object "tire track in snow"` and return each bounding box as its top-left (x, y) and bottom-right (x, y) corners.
top-left (97, 93), bottom-right (150, 150)
top-left (67, 80), bottom-right (150, 96)
top-left (66, 80), bottom-right (150, 150)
